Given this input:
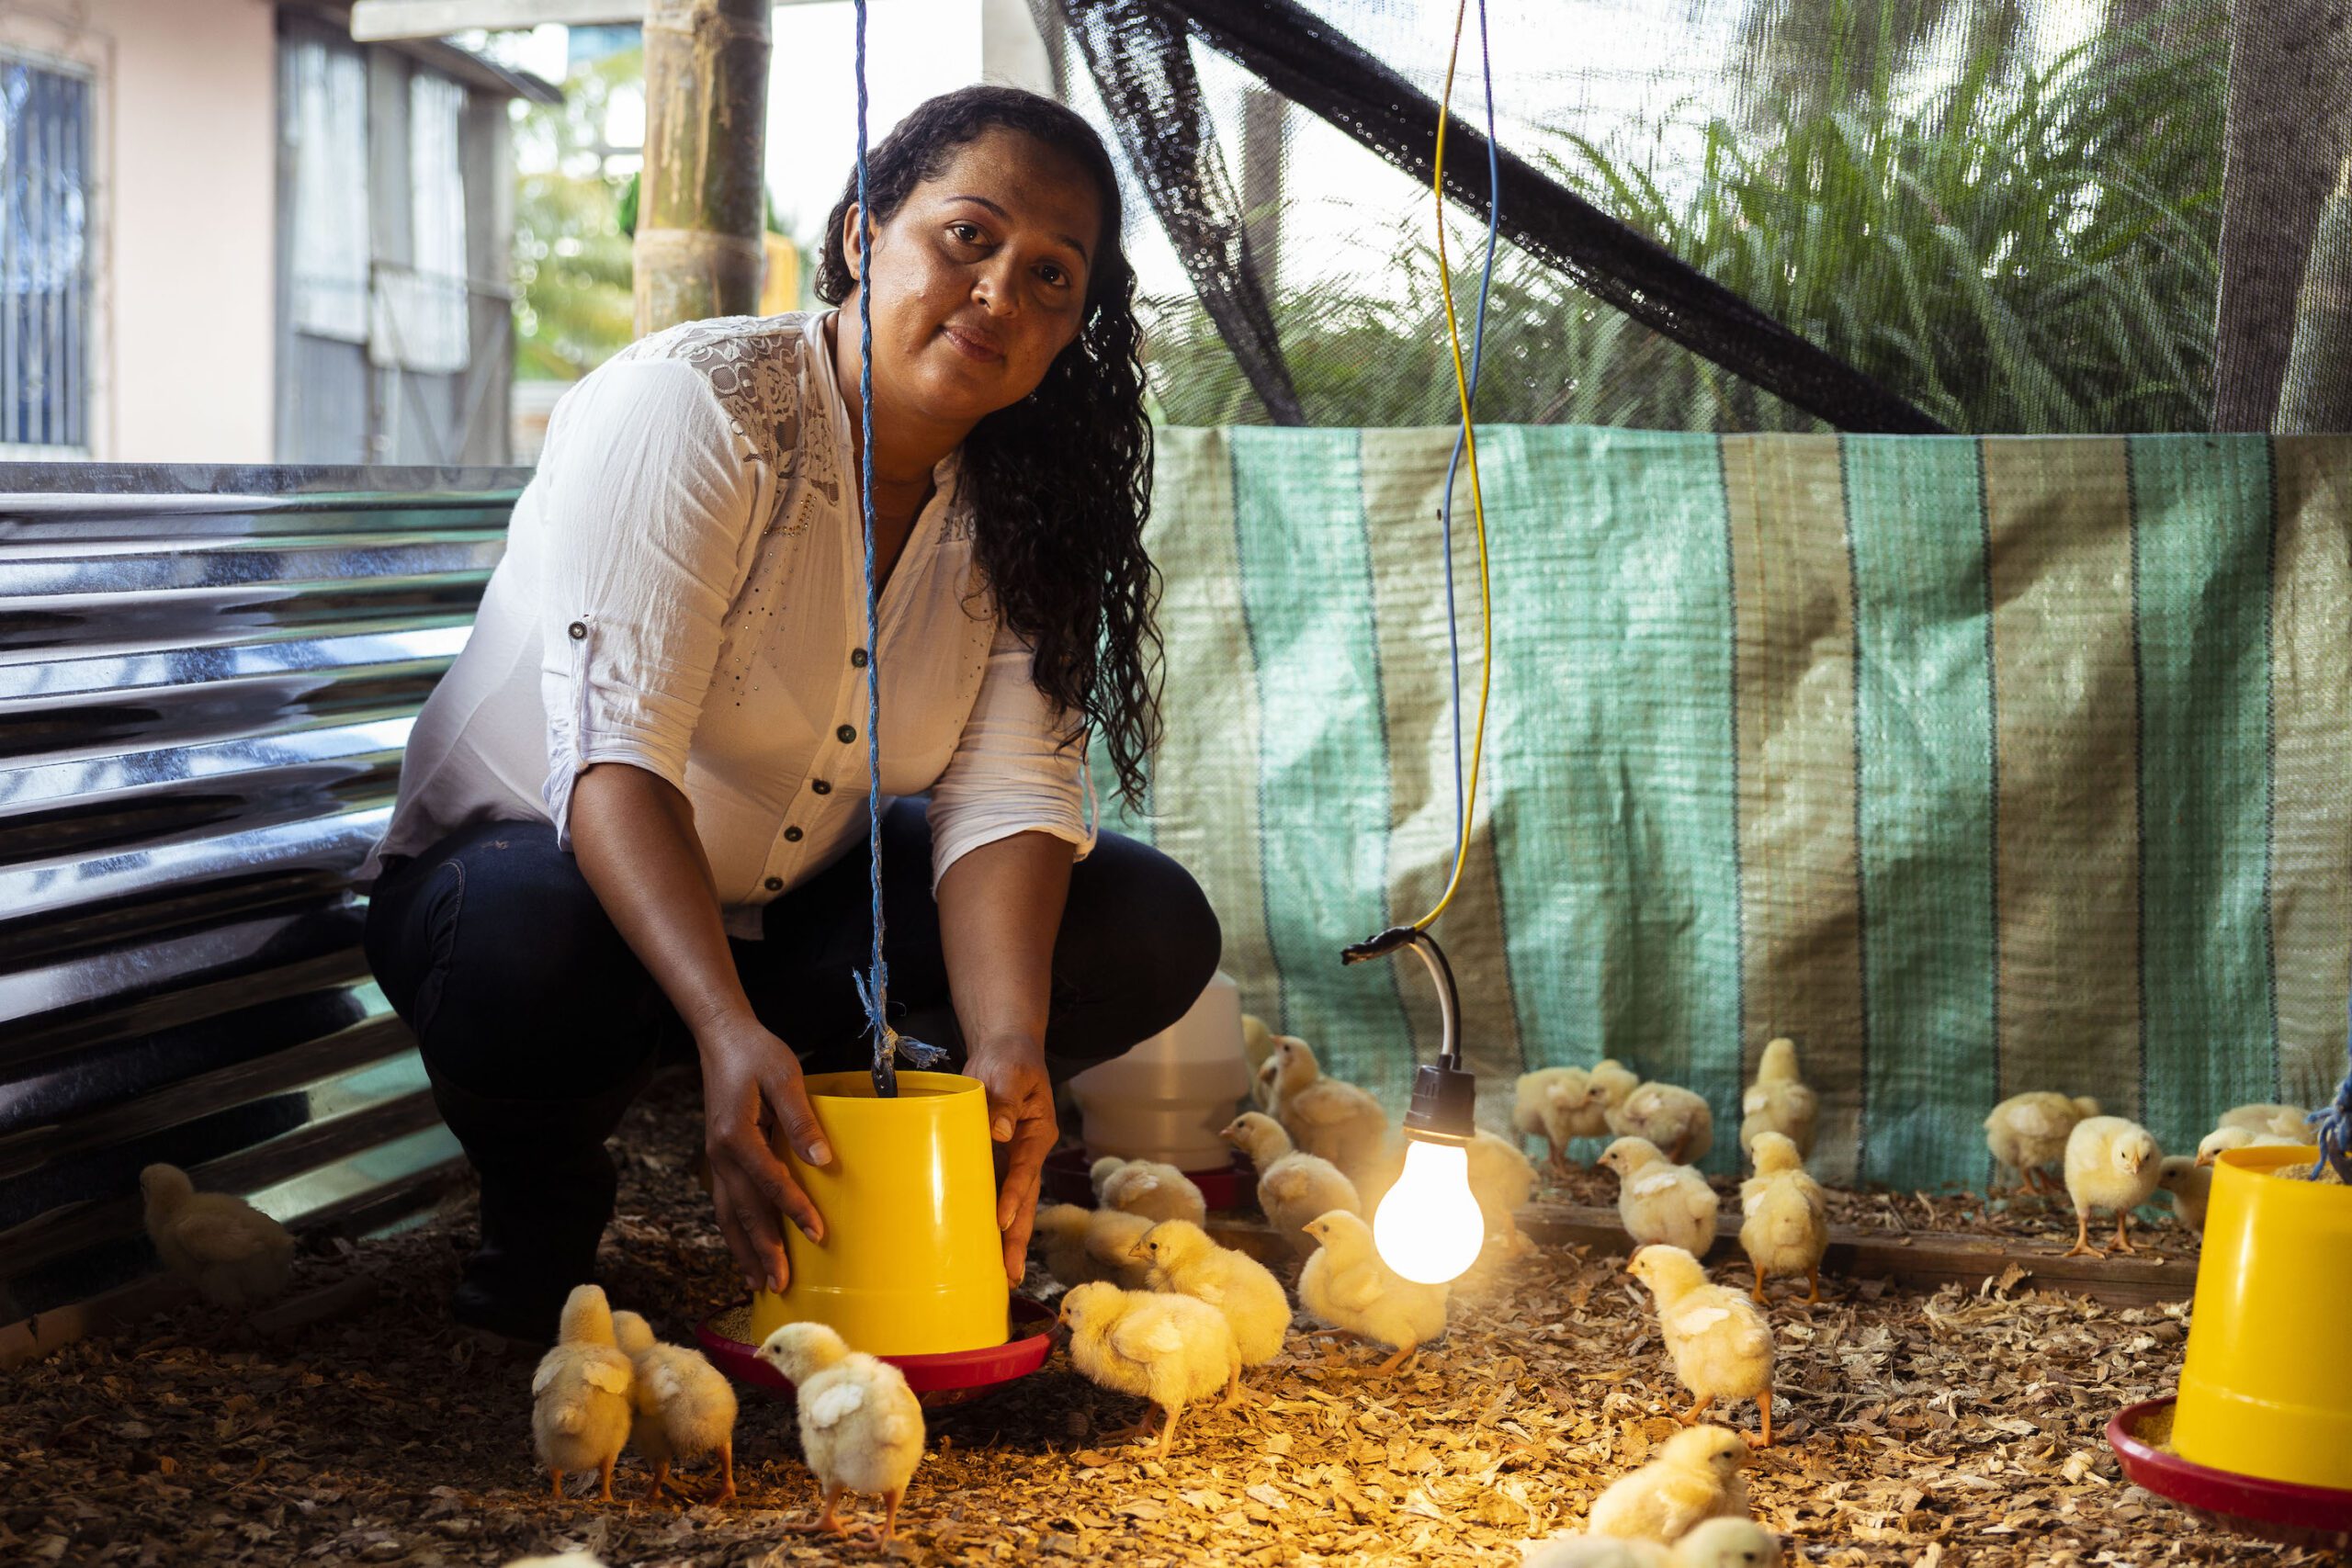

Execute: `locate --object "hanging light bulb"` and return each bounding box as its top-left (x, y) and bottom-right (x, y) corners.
top-left (1343, 925), bottom-right (1483, 1285)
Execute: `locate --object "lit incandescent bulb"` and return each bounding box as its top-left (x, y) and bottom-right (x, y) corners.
top-left (1372, 1134), bottom-right (1484, 1284)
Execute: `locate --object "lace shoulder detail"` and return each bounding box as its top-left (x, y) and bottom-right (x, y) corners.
top-left (609, 313), bottom-right (842, 527)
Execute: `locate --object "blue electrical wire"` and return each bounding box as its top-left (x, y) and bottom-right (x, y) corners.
top-left (852, 0), bottom-right (943, 1095)
top-left (1437, 0), bottom-right (1500, 871)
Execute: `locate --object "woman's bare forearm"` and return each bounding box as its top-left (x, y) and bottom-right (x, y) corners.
top-left (935, 829), bottom-right (1074, 1053)
top-left (568, 761), bottom-right (759, 1043)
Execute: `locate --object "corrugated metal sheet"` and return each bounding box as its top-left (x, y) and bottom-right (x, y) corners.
top-left (0, 462), bottom-right (523, 1324)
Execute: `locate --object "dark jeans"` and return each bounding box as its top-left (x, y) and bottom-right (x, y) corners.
top-left (362, 798), bottom-right (1220, 1334)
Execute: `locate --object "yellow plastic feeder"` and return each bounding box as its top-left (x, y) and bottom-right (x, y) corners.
top-left (2172, 1144), bottom-right (2352, 1492)
top-left (745, 1070), bottom-right (1010, 1358)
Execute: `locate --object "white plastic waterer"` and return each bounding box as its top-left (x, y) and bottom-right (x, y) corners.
top-left (1069, 970), bottom-right (1250, 1170)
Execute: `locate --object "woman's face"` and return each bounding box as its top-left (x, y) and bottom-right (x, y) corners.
top-left (844, 127), bottom-right (1103, 430)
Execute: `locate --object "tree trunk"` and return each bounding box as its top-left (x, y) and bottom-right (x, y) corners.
top-left (2212, 0), bottom-right (2352, 430)
top-left (634, 0), bottom-right (772, 337)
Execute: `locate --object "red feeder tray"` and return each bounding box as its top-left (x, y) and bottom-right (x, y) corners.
top-left (696, 1295), bottom-right (1056, 1410)
top-left (2109, 1396), bottom-right (2352, 1541)
top-left (1040, 1144), bottom-right (1256, 1211)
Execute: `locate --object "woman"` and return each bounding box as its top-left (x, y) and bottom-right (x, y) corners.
top-left (360, 86), bottom-right (1220, 1342)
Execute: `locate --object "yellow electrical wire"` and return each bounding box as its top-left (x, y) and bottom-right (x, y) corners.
top-left (1408, 0), bottom-right (1495, 933)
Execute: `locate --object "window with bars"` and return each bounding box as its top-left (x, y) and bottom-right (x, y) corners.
top-left (0, 54), bottom-right (92, 454)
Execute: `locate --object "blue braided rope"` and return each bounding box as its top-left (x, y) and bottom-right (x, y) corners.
top-left (852, 0), bottom-right (944, 1096)
top-left (1437, 0), bottom-right (1500, 866)
top-left (2311, 985), bottom-right (2352, 1180)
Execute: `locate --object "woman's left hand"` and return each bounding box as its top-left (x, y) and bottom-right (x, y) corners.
top-left (963, 1032), bottom-right (1057, 1285)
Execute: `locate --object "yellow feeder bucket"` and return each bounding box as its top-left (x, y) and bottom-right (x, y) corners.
top-left (2173, 1143), bottom-right (2352, 1492)
top-left (747, 1070), bottom-right (1010, 1358)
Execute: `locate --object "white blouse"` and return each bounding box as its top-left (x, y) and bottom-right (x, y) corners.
top-left (362, 310), bottom-right (1099, 938)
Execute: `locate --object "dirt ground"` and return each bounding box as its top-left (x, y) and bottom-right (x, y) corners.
top-left (6, 1072), bottom-right (2337, 1567)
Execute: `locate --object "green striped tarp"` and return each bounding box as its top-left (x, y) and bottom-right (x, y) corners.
top-left (1092, 427), bottom-right (2352, 1189)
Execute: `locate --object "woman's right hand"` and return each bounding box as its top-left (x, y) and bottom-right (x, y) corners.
top-left (698, 1017), bottom-right (831, 1294)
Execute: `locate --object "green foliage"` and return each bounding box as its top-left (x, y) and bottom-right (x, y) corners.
top-left (512, 50), bottom-right (642, 381)
top-left (1143, 12), bottom-right (2224, 434)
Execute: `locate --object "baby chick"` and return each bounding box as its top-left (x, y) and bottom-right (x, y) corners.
top-left (1515, 1066), bottom-right (1593, 1172)
top-left (1241, 1011), bottom-right (1279, 1077)
top-left (1737, 1039), bottom-right (1818, 1159)
top-left (1222, 1111), bottom-right (1361, 1258)
top-left (2195, 1124), bottom-right (2300, 1167)
top-left (1586, 1423), bottom-right (1752, 1540)
top-left (755, 1322), bottom-right (926, 1542)
top-left (1600, 1137), bottom-right (1721, 1258)
top-left (2218, 1101), bottom-right (2311, 1140)
top-left (1033, 1203), bottom-right (1107, 1288)
top-left (2154, 1156), bottom-right (2211, 1233)
top-left (530, 1284), bottom-right (635, 1502)
top-left (1056, 1281), bottom-right (1240, 1457)
top-left (1469, 1128), bottom-right (1540, 1250)
top-left (1252, 1052), bottom-right (1281, 1111)
top-left (1608, 1081), bottom-right (1715, 1166)
top-left (1670, 1518), bottom-right (1783, 1568)
top-left (138, 1163), bottom-right (295, 1307)
top-left (1523, 1524), bottom-right (1780, 1568)
top-left (1983, 1091), bottom-right (2100, 1194)
top-left (611, 1310), bottom-right (737, 1505)
top-left (1736, 1133), bottom-right (1828, 1303)
top-left (1266, 1036), bottom-right (1392, 1182)
top-left (1132, 1218), bottom-right (1291, 1371)
top-left (1297, 1209), bottom-right (1449, 1375)
top-left (1626, 1246), bottom-right (1776, 1447)
top-left (1091, 1156), bottom-right (1209, 1226)
top-left (2061, 1115), bottom-right (2163, 1258)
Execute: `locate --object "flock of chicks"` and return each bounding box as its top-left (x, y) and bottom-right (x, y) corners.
top-left (528, 1280), bottom-right (924, 1542)
top-left (130, 1027), bottom-right (2323, 1564)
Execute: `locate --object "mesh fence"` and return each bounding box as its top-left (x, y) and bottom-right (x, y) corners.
top-left (1038, 0), bottom-right (2352, 435)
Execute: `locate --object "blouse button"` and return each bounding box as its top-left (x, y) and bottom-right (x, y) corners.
top-left (849, 648), bottom-right (869, 668)
top-left (836, 724), bottom-right (857, 744)
top-left (567, 621), bottom-right (586, 640)
top-left (809, 779), bottom-right (831, 795)
top-left (784, 826), bottom-right (804, 843)
top-left (763, 875), bottom-right (783, 891)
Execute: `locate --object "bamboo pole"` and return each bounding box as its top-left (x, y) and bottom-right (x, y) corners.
top-left (633, 0), bottom-right (772, 336)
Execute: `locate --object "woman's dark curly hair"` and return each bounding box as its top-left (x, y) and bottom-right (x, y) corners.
top-left (816, 85), bottom-right (1159, 811)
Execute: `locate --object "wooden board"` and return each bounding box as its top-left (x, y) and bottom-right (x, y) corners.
top-left (1210, 1197), bottom-right (2200, 1306)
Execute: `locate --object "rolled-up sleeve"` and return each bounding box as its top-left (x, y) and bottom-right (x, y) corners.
top-left (925, 615), bottom-right (1101, 895)
top-left (537, 356), bottom-right (765, 850)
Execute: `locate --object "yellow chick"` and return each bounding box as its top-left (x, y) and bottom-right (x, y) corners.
top-left (611, 1310), bottom-right (738, 1505)
top-left (1056, 1280), bottom-right (1240, 1457)
top-left (1669, 1519), bottom-right (1783, 1568)
top-left (1252, 1052), bottom-right (1281, 1111)
top-left (1033, 1202), bottom-right (1108, 1288)
top-left (2195, 1125), bottom-right (2299, 1167)
top-left (1736, 1133), bottom-right (1828, 1303)
top-left (1608, 1081), bottom-right (1715, 1166)
top-left (530, 1284), bottom-right (635, 1502)
top-left (1586, 1423), bottom-right (1752, 1540)
top-left (2061, 1115), bottom-right (2164, 1258)
top-left (1515, 1066), bottom-right (1593, 1172)
top-left (138, 1164), bottom-right (296, 1307)
top-left (1521, 1536), bottom-right (1670, 1568)
top-left (1221, 1111), bottom-right (1361, 1258)
top-left (1084, 1206), bottom-right (1158, 1287)
top-left (1091, 1156), bottom-right (1210, 1226)
top-left (1297, 1209), bottom-right (1449, 1375)
top-left (1600, 1137), bottom-right (1720, 1258)
top-left (2154, 1156), bottom-right (2211, 1233)
top-left (1580, 1059), bottom-right (1645, 1126)
top-left (1267, 1036), bottom-right (1392, 1181)
top-left (1625, 1247), bottom-right (1775, 1447)
top-left (1132, 1218), bottom-right (1291, 1371)
top-left (1241, 1012), bottom-right (1278, 1076)
top-left (1737, 1039), bottom-right (1818, 1159)
top-left (2218, 1102), bottom-right (2311, 1140)
top-left (1469, 1128), bottom-right (1540, 1248)
top-left (755, 1321), bottom-right (926, 1542)
top-left (1983, 1091), bottom-right (2100, 1194)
